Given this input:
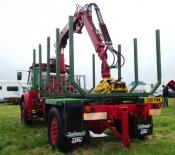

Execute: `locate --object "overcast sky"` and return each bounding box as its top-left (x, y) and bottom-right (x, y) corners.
top-left (0, 0), bottom-right (175, 88)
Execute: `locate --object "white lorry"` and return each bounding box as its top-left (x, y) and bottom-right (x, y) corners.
top-left (0, 80), bottom-right (26, 104)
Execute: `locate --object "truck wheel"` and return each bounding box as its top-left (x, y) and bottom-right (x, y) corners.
top-left (20, 101), bottom-right (32, 126)
top-left (48, 107), bottom-right (69, 151)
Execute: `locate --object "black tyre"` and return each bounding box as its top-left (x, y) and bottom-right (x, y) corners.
top-left (20, 100), bottom-right (32, 126)
top-left (48, 107), bottom-right (69, 151)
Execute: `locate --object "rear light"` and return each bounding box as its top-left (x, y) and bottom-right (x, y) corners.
top-left (83, 112), bottom-right (107, 120)
top-left (149, 109), bottom-right (161, 116)
top-left (149, 103), bottom-right (162, 116)
top-left (152, 103), bottom-right (162, 109)
top-left (83, 105), bottom-right (107, 120)
top-left (84, 106), bottom-right (94, 113)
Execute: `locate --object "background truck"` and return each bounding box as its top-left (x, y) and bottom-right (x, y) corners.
top-left (18, 3), bottom-right (162, 151)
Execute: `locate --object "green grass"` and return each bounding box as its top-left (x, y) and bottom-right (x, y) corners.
top-left (0, 99), bottom-right (175, 155)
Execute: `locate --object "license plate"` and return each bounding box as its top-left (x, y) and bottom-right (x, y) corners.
top-left (144, 97), bottom-right (162, 103)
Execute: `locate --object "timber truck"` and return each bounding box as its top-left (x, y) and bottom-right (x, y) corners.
top-left (17, 3), bottom-right (162, 151)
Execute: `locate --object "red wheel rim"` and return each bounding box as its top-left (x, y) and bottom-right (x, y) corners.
top-left (50, 117), bottom-right (59, 145)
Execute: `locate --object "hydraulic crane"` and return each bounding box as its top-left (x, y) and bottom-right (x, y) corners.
top-left (60, 3), bottom-right (127, 93)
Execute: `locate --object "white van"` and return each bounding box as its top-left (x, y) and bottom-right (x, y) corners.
top-left (0, 80), bottom-right (26, 104)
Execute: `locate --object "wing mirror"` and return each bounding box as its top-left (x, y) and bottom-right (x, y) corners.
top-left (17, 72), bottom-right (22, 80)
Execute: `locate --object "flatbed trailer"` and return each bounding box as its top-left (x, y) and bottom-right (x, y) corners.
top-left (44, 95), bottom-right (161, 148)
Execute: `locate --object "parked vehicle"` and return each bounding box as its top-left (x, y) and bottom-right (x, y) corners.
top-left (0, 80), bottom-right (26, 104)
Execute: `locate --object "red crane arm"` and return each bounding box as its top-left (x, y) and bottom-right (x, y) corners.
top-left (60, 3), bottom-right (119, 78)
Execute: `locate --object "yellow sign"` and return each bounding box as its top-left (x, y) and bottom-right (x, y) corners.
top-left (144, 97), bottom-right (163, 104)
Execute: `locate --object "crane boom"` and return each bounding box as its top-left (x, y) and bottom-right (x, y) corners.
top-left (60, 3), bottom-right (124, 78)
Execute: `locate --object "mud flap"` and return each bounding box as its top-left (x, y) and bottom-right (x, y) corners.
top-left (133, 115), bottom-right (153, 139)
top-left (62, 102), bottom-right (89, 146)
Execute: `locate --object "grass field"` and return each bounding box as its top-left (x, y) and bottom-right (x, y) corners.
top-left (0, 99), bottom-right (175, 155)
